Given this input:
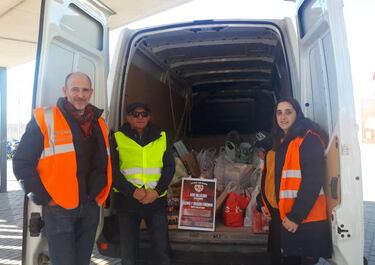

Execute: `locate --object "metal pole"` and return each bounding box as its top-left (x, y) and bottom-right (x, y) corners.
top-left (0, 67), bottom-right (7, 193)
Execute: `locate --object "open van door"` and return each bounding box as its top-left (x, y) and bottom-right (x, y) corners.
top-left (23, 0), bottom-right (113, 264)
top-left (297, 0), bottom-right (363, 264)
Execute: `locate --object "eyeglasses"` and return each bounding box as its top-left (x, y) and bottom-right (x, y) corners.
top-left (130, 111), bottom-right (149, 118)
top-left (70, 87), bottom-right (93, 95)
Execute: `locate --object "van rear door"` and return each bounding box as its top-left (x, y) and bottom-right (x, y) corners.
top-left (297, 0), bottom-right (363, 264)
top-left (23, 1), bottom-right (112, 264)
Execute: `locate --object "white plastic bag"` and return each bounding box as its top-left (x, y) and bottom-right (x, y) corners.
top-left (223, 163), bottom-right (250, 187)
top-left (244, 186), bottom-right (260, 227)
top-left (171, 157), bottom-right (188, 185)
top-left (238, 164), bottom-right (255, 189)
top-left (197, 148), bottom-right (216, 179)
top-left (239, 165), bottom-right (262, 189)
top-left (237, 142), bottom-right (252, 163)
top-left (224, 141), bottom-right (236, 161)
top-left (214, 147), bottom-right (232, 191)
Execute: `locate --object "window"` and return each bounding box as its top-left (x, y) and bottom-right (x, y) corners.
top-left (298, 0), bottom-right (327, 37)
top-left (308, 32), bottom-right (338, 135)
top-left (61, 4), bottom-right (103, 50)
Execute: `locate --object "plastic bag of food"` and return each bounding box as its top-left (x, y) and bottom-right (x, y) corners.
top-left (197, 148), bottom-right (217, 179)
top-left (244, 186), bottom-right (259, 227)
top-left (214, 148), bottom-right (232, 191)
top-left (252, 207), bottom-right (270, 234)
top-left (171, 157), bottom-right (188, 185)
top-left (223, 163), bottom-right (250, 187)
top-left (223, 192), bottom-right (250, 227)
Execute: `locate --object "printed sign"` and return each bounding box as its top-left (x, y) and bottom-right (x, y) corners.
top-left (178, 177), bottom-right (216, 231)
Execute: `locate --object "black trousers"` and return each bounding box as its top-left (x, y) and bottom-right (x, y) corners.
top-left (118, 207), bottom-right (171, 265)
top-left (268, 208), bottom-right (282, 265)
top-left (268, 208), bottom-right (319, 265)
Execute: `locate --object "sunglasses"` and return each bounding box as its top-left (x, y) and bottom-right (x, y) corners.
top-left (130, 111), bottom-right (149, 118)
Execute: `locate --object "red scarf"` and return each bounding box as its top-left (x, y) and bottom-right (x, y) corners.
top-left (63, 98), bottom-right (95, 139)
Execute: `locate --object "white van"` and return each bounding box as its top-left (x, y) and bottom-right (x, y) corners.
top-left (23, 0), bottom-right (364, 264)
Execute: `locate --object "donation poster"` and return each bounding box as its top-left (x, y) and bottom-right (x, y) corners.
top-left (178, 177), bottom-right (216, 231)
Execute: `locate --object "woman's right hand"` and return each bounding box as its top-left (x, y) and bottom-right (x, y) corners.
top-left (282, 217), bottom-right (299, 233)
top-left (261, 206), bottom-right (272, 220)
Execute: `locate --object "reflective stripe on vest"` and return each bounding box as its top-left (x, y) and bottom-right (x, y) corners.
top-left (114, 130), bottom-right (167, 197)
top-left (120, 167), bottom-right (162, 175)
top-left (278, 130), bottom-right (327, 223)
top-left (41, 143), bottom-right (75, 158)
top-left (34, 106), bottom-right (112, 209)
top-left (280, 187), bottom-right (325, 199)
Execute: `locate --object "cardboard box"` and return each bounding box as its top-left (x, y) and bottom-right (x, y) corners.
top-left (180, 152), bottom-right (201, 178)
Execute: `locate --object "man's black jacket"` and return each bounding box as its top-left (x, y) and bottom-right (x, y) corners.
top-left (13, 97), bottom-right (108, 205)
top-left (111, 123), bottom-right (175, 213)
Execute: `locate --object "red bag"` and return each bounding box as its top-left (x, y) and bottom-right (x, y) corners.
top-left (252, 207), bottom-right (269, 233)
top-left (223, 192), bottom-right (250, 227)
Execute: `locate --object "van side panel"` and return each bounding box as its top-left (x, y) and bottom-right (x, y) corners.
top-left (298, 0), bottom-right (363, 264)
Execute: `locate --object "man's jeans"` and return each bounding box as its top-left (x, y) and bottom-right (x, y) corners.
top-left (43, 201), bottom-right (100, 265)
top-left (118, 207), bottom-right (171, 265)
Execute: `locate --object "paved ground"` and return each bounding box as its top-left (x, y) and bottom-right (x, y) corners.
top-left (0, 161), bottom-right (121, 265)
top-left (0, 161), bottom-right (374, 265)
top-left (0, 189), bottom-right (121, 265)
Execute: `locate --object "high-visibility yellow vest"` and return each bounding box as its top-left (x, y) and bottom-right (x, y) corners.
top-left (279, 130), bottom-right (327, 223)
top-left (114, 130), bottom-right (167, 197)
top-left (34, 106), bottom-right (112, 209)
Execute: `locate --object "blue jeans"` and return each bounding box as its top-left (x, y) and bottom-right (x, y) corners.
top-left (118, 207), bottom-right (171, 265)
top-left (43, 202), bottom-right (100, 265)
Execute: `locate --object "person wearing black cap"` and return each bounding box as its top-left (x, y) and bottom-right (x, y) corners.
top-left (111, 102), bottom-right (175, 265)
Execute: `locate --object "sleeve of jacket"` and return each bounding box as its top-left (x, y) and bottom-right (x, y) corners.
top-left (12, 117), bottom-right (52, 205)
top-left (287, 134), bottom-right (326, 224)
top-left (155, 143), bottom-right (175, 194)
top-left (110, 132), bottom-right (136, 196)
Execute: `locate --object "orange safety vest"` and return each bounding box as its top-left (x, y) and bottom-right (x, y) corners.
top-left (279, 130), bottom-right (327, 223)
top-left (33, 106), bottom-right (112, 209)
top-left (260, 150), bottom-right (277, 216)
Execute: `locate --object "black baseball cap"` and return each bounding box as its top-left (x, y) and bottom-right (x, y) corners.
top-left (126, 102), bottom-right (150, 113)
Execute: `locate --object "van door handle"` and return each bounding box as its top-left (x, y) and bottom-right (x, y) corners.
top-left (331, 176), bottom-right (339, 200)
top-left (29, 212), bottom-right (44, 237)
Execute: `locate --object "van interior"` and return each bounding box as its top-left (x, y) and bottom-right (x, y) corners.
top-left (101, 21), bottom-right (294, 264)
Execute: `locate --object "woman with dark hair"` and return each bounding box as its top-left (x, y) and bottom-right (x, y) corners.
top-left (260, 98), bottom-right (332, 265)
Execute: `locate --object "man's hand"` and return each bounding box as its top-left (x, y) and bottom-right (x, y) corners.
top-left (282, 216), bottom-right (299, 233)
top-left (133, 188), bottom-right (146, 201)
top-left (47, 200), bottom-right (57, 206)
top-left (140, 189), bottom-right (159, 204)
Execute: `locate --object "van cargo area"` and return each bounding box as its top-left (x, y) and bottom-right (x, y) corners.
top-left (100, 21), bottom-right (294, 264)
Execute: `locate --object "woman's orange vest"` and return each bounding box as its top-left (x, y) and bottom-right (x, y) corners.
top-left (279, 130), bottom-right (327, 223)
top-left (33, 106), bottom-right (112, 209)
top-left (261, 150), bottom-right (277, 213)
